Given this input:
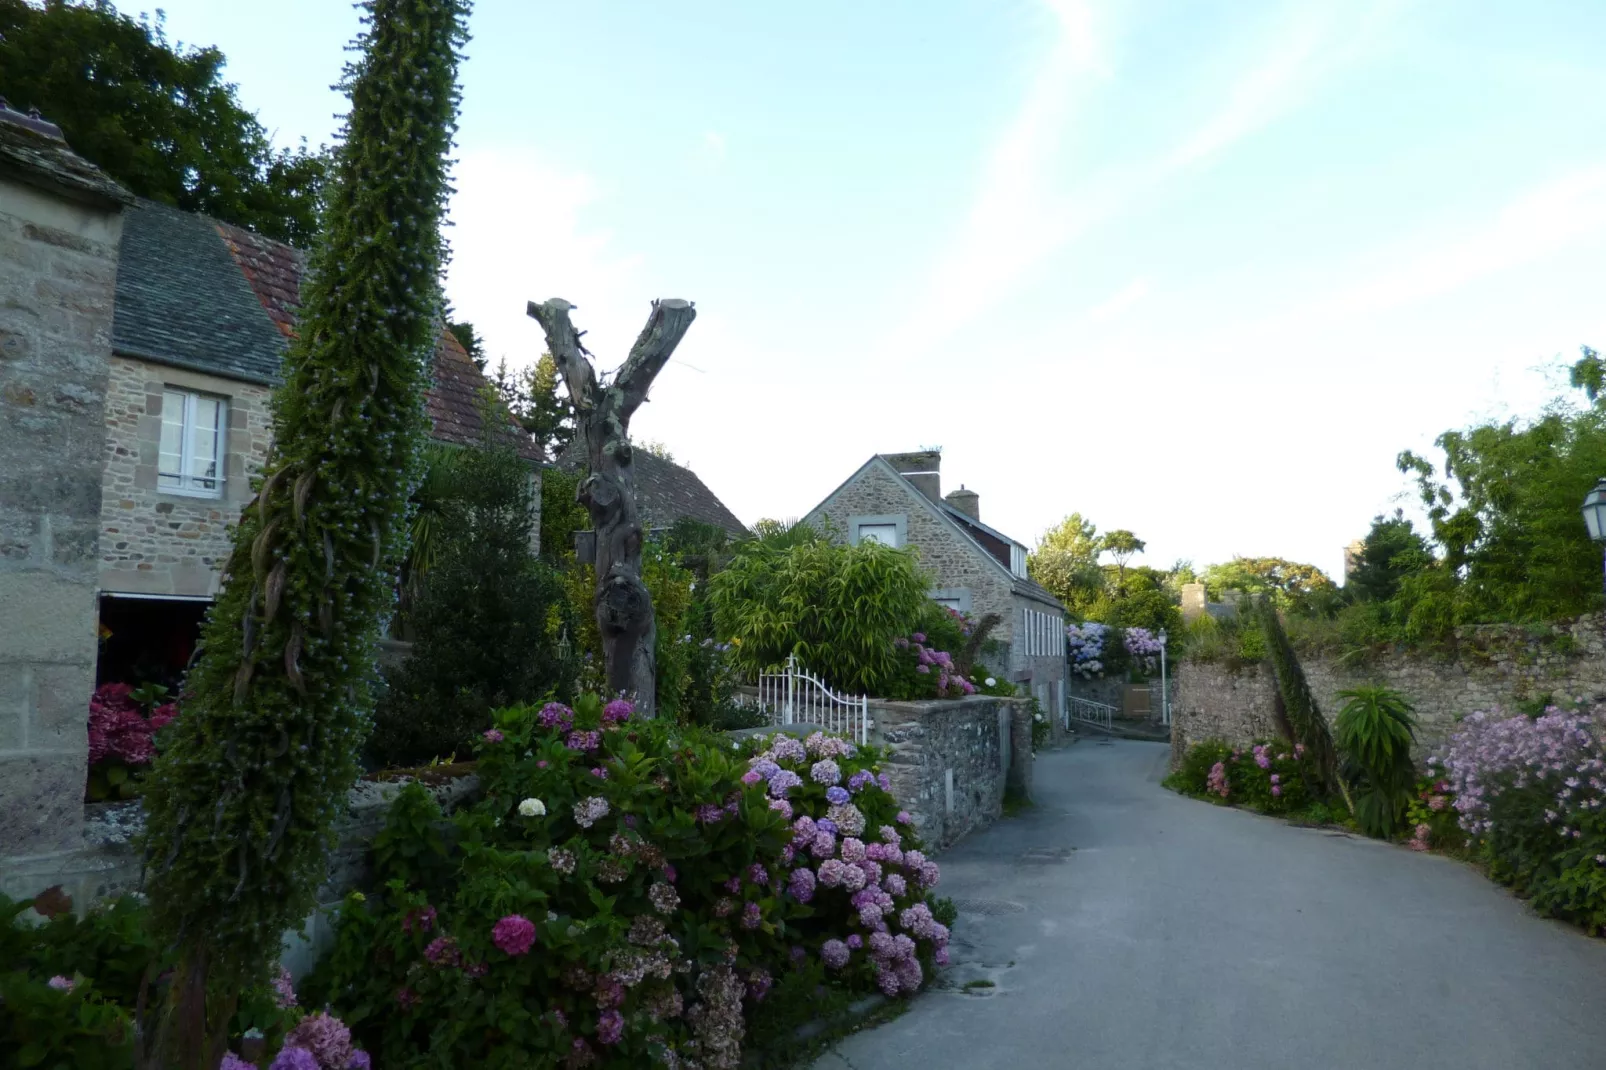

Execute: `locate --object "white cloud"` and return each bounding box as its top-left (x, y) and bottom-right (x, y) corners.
top-left (444, 148), bottom-right (646, 377)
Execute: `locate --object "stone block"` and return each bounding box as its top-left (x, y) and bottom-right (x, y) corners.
top-left (33, 662), bottom-right (93, 750)
top-left (0, 573), bottom-right (97, 662)
top-left (0, 753), bottom-right (86, 854)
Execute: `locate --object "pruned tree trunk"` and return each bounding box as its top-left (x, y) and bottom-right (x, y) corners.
top-left (526, 297), bottom-right (696, 715)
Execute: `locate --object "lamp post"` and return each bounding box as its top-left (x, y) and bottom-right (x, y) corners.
top-left (1157, 628), bottom-right (1169, 726)
top-left (1582, 479), bottom-right (1606, 606)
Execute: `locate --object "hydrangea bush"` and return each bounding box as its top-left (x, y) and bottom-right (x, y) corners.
top-left (1065, 622), bottom-right (1109, 679)
top-left (1166, 738), bottom-right (1315, 815)
top-left (1432, 706), bottom-right (1606, 932)
top-left (888, 632), bottom-right (976, 700)
top-left (85, 682), bottom-right (176, 800)
top-left (301, 693), bottom-right (950, 1067)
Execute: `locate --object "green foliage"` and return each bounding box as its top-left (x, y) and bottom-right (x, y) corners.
top-left (0, 0), bottom-right (327, 245)
top-left (301, 699), bottom-right (951, 1067)
top-left (1346, 511), bottom-right (1434, 606)
top-left (1164, 738), bottom-right (1315, 814)
top-left (1404, 774), bottom-right (1461, 852)
top-left (372, 439), bottom-right (567, 768)
top-left (497, 352), bottom-right (576, 462)
top-left (1202, 557), bottom-right (1338, 615)
top-left (562, 543), bottom-right (696, 715)
top-left (1378, 345), bottom-right (1606, 632)
top-left (1028, 513), bottom-right (1104, 616)
top-left (711, 537), bottom-right (932, 695)
top-left (539, 465), bottom-right (591, 566)
top-left (138, 0), bottom-right (468, 1031)
top-left (1099, 529), bottom-right (1146, 595)
top-left (1255, 598), bottom-right (1337, 794)
top-left (447, 321), bottom-right (487, 371)
top-left (1333, 687), bottom-right (1419, 839)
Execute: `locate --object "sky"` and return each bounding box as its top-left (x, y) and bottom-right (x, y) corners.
top-left (117, 0), bottom-right (1606, 581)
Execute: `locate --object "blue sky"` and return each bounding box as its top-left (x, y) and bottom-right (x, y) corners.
top-left (120, 0), bottom-right (1606, 580)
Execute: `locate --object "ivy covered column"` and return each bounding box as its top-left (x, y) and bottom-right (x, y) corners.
top-left (137, 0), bottom-right (469, 1064)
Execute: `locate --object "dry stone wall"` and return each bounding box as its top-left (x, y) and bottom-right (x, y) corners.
top-left (1171, 613), bottom-right (1606, 767)
top-left (872, 694), bottom-right (1032, 850)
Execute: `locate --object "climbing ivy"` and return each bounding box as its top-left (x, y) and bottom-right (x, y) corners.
top-left (137, 0), bottom-right (468, 1062)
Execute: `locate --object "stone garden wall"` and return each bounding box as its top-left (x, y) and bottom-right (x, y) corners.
top-left (871, 695), bottom-right (1033, 850)
top-left (1171, 613), bottom-right (1606, 768)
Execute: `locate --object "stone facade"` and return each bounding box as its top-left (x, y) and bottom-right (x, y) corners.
top-left (803, 456), bottom-right (1068, 729)
top-left (1170, 613), bottom-right (1606, 768)
top-left (872, 695), bottom-right (1033, 850)
top-left (0, 173), bottom-right (126, 857)
top-left (98, 354), bottom-right (274, 596)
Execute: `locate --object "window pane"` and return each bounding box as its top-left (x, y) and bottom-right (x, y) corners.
top-left (858, 524), bottom-right (897, 546)
top-left (188, 397), bottom-right (222, 491)
top-left (159, 391), bottom-right (185, 477)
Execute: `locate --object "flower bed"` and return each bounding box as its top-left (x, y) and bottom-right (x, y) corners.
top-left (1432, 706), bottom-right (1606, 932)
top-left (1164, 737), bottom-right (1326, 819)
top-left (299, 693), bottom-right (953, 1068)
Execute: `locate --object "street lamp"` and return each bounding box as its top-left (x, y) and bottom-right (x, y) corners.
top-left (1583, 479), bottom-right (1606, 603)
top-left (1157, 628), bottom-right (1169, 727)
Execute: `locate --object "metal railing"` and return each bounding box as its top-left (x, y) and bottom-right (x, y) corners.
top-left (735, 654), bottom-right (872, 744)
top-left (1067, 696), bottom-right (1117, 735)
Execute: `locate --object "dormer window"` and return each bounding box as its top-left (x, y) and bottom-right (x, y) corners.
top-left (1010, 543), bottom-right (1028, 578)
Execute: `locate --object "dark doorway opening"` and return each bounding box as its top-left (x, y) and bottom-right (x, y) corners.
top-left (97, 596), bottom-right (209, 692)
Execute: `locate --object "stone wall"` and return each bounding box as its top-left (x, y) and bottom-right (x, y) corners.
top-left (0, 178), bottom-right (124, 858)
top-left (1170, 613), bottom-right (1606, 767)
top-left (98, 354), bottom-right (273, 597)
top-left (872, 695), bottom-right (1032, 850)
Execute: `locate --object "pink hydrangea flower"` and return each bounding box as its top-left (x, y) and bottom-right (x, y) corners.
top-left (492, 914), bottom-right (536, 956)
top-left (482, 728), bottom-right (504, 742)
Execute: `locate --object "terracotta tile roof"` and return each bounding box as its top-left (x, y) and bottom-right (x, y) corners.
top-left (107, 206), bottom-right (543, 461)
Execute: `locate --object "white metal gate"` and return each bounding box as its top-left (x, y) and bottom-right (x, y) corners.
top-left (1067, 696), bottom-right (1117, 735)
top-left (740, 654), bottom-right (872, 744)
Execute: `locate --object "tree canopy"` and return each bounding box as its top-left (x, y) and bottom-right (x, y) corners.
top-left (0, 0), bottom-right (326, 245)
top-left (498, 352), bottom-right (576, 461)
top-left (1028, 512), bottom-right (1104, 616)
top-left (1202, 556), bottom-right (1337, 612)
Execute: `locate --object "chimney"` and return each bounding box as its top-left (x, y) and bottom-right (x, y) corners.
top-left (0, 98), bottom-right (66, 140)
top-left (1180, 582), bottom-right (1207, 623)
top-left (1343, 539), bottom-right (1365, 585)
top-left (944, 485), bottom-right (979, 521)
top-left (882, 450), bottom-right (941, 503)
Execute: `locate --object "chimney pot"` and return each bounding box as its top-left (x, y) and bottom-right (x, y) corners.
top-left (944, 485), bottom-right (979, 521)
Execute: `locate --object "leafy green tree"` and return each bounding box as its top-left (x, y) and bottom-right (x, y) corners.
top-left (0, 0), bottom-right (327, 245)
top-left (539, 464), bottom-right (591, 565)
top-left (448, 320), bottom-right (487, 371)
top-left (1346, 511), bottom-right (1433, 604)
top-left (137, 2), bottom-right (467, 1063)
top-left (1099, 529), bottom-right (1146, 595)
top-left (1029, 513), bottom-right (1105, 615)
top-left (710, 538), bottom-right (931, 695)
top-left (371, 437), bottom-right (565, 768)
top-left (497, 352), bottom-right (575, 460)
top-left (1397, 349), bottom-right (1606, 623)
top-left (1202, 556), bottom-right (1337, 614)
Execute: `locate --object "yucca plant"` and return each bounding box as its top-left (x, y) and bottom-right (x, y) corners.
top-left (1334, 686), bottom-right (1419, 839)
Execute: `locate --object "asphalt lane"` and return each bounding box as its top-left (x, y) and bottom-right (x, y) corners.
top-left (813, 739), bottom-right (1606, 1070)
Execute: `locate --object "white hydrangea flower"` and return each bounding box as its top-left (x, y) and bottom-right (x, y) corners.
top-left (985, 678), bottom-right (997, 687)
top-left (518, 797), bottom-right (547, 817)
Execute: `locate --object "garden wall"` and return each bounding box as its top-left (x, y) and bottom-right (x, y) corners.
top-left (1171, 613), bottom-right (1606, 767)
top-left (871, 695), bottom-right (1032, 850)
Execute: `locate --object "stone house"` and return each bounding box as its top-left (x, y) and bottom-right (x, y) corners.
top-left (800, 451), bottom-right (1068, 717)
top-left (0, 104), bottom-right (537, 874)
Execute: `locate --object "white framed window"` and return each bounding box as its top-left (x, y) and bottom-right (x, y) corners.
top-left (159, 389), bottom-right (226, 498)
top-left (849, 514), bottom-right (906, 549)
top-left (1010, 544), bottom-right (1028, 578)
top-left (858, 523), bottom-right (898, 546)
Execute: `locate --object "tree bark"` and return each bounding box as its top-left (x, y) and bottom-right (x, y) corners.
top-left (526, 297), bottom-right (696, 715)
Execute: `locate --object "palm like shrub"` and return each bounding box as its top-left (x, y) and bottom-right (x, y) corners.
top-left (1334, 686), bottom-right (1419, 838)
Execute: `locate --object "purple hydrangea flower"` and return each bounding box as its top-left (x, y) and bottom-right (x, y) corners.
top-left (492, 914), bottom-right (536, 956)
top-left (788, 867), bottom-right (817, 903)
top-left (597, 1009), bottom-right (625, 1045)
top-left (768, 770), bottom-right (804, 797)
top-left (602, 699), bottom-right (635, 724)
top-left (847, 770), bottom-right (875, 793)
top-left (821, 939), bottom-right (851, 969)
top-left (811, 759), bottom-right (842, 785)
top-left (825, 786), bottom-right (851, 805)
top-left (482, 728), bottom-right (504, 742)
top-left (269, 1048), bottom-right (319, 1070)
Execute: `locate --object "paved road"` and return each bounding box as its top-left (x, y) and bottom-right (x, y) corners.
top-left (813, 740), bottom-right (1606, 1070)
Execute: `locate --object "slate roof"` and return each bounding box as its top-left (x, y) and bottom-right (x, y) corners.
top-left (110, 199), bottom-right (541, 461)
top-left (558, 447), bottom-right (748, 537)
top-left (0, 103), bottom-right (132, 206)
